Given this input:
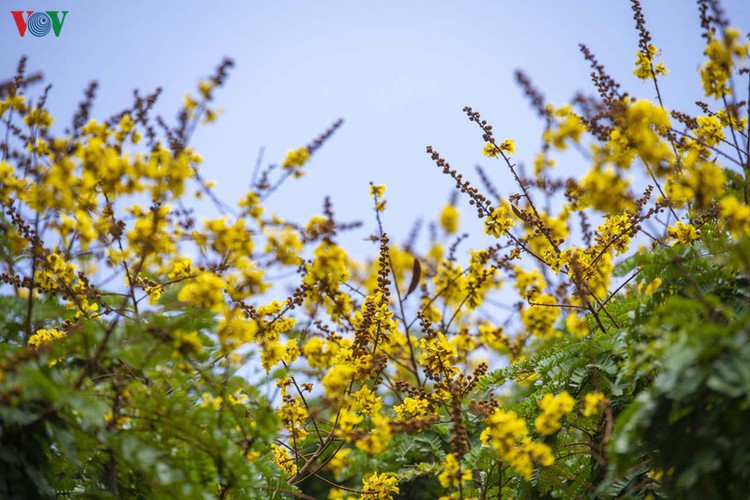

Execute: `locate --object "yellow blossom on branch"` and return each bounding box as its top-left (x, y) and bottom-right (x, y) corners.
top-left (360, 472), bottom-right (399, 500)
top-left (28, 328), bottom-right (66, 349)
top-left (282, 146), bottom-right (310, 170)
top-left (484, 201), bottom-right (515, 238)
top-left (439, 204), bottom-right (460, 234)
top-left (483, 139), bottom-right (514, 157)
top-left (634, 44), bottom-right (668, 80)
top-left (438, 453), bottom-right (472, 488)
top-left (534, 391), bottom-right (575, 435)
top-left (583, 391), bottom-right (607, 417)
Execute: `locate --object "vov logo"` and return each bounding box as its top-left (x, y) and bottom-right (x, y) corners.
top-left (11, 11), bottom-right (69, 37)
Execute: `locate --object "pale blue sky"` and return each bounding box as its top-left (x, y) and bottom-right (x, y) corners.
top-left (2, 1), bottom-right (749, 255)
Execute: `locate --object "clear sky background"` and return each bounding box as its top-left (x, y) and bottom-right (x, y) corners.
top-left (2, 1), bottom-right (749, 257)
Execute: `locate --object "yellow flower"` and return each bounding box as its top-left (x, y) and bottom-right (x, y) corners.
top-left (439, 204), bottom-right (460, 234)
top-left (278, 398), bottom-right (309, 441)
top-left (418, 333), bottom-right (458, 377)
top-left (369, 184), bottom-right (386, 198)
top-left (351, 386), bottom-right (382, 415)
top-left (177, 271), bottom-right (227, 312)
top-left (327, 448), bottom-right (351, 477)
top-left (695, 114), bottom-right (725, 147)
top-left (580, 166), bottom-right (634, 214)
top-left (583, 391), bottom-right (607, 417)
top-left (198, 79), bottom-right (215, 99)
top-left (480, 406), bottom-right (556, 481)
top-left (265, 228), bottom-right (303, 265)
top-left (304, 241), bottom-right (350, 288)
top-left (522, 294), bottom-right (560, 341)
top-left (282, 146), bottom-right (310, 170)
top-left (543, 105), bottom-right (587, 149)
top-left (508, 438), bottom-right (554, 480)
top-left (355, 413), bottom-right (392, 455)
top-left (322, 363), bottom-right (356, 398)
top-left (271, 444), bottom-right (297, 475)
top-left (483, 139), bottom-right (514, 158)
top-left (533, 152), bottom-right (555, 176)
top-left (480, 409), bottom-right (527, 456)
top-left (667, 221), bottom-right (700, 245)
top-left (360, 472), bottom-right (399, 500)
top-left (700, 27), bottom-right (749, 98)
top-left (720, 195), bottom-right (750, 236)
top-left (303, 337), bottom-right (335, 370)
top-left (393, 396), bottom-right (430, 419)
top-left (640, 277), bottom-right (662, 296)
top-left (167, 256), bottom-right (193, 280)
top-left (173, 330), bottom-right (203, 356)
top-left (260, 339), bottom-right (298, 372)
top-left (634, 44), bottom-right (668, 80)
top-left (566, 313), bottom-right (589, 338)
top-left (24, 106), bottom-right (54, 128)
top-left (28, 328), bottom-right (66, 349)
top-left (484, 201), bottom-right (515, 238)
top-left (200, 392), bottom-right (223, 411)
top-left (534, 391), bottom-right (575, 435)
top-left (438, 453), bottom-right (472, 488)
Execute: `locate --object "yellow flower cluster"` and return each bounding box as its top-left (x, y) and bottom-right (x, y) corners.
top-left (439, 204), bottom-right (460, 234)
top-left (28, 328), bottom-right (66, 349)
top-left (278, 397), bottom-right (309, 441)
top-left (668, 221), bottom-right (700, 244)
top-left (271, 444), bottom-right (297, 475)
top-left (0, 92), bottom-right (26, 117)
top-left (566, 312), bottom-right (589, 338)
top-left (582, 391), bottom-right (607, 417)
top-left (432, 260), bottom-right (465, 307)
top-left (393, 396), bottom-right (430, 419)
top-left (265, 227), bottom-right (303, 265)
top-left (620, 98), bottom-right (673, 168)
top-left (580, 166), bottom-right (634, 213)
top-left (720, 195), bottom-right (750, 236)
top-left (322, 363), bottom-right (356, 399)
top-left (360, 472), bottom-right (399, 500)
top-left (521, 293), bottom-right (560, 340)
top-left (478, 323), bottom-right (511, 352)
top-left (350, 386), bottom-right (383, 416)
top-left (482, 139), bottom-right (514, 157)
top-left (177, 271), bottom-right (227, 312)
top-left (369, 184), bottom-right (386, 198)
top-left (302, 336), bottom-right (339, 369)
top-left (418, 332), bottom-right (459, 377)
top-left (199, 392), bottom-right (223, 410)
top-left (260, 338), bottom-right (299, 372)
top-left (480, 409), bottom-right (554, 479)
top-left (126, 204), bottom-right (177, 264)
top-left (355, 413), bottom-right (392, 455)
top-left (543, 105), bottom-right (587, 149)
top-left (594, 213), bottom-right (634, 255)
top-left (667, 156), bottom-right (725, 209)
top-left (633, 44), bottom-right (668, 80)
top-left (304, 241), bottom-right (350, 288)
top-left (484, 201), bottom-right (515, 238)
top-left (172, 330), bottom-right (203, 356)
top-left (282, 146), bottom-right (310, 170)
top-left (700, 27), bottom-right (749, 98)
top-left (34, 252), bottom-right (77, 290)
top-left (438, 453), bottom-right (472, 488)
top-left (203, 216), bottom-right (254, 262)
top-left (514, 266), bottom-right (544, 296)
top-left (534, 391), bottom-right (575, 435)
top-left (694, 114), bottom-right (725, 147)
